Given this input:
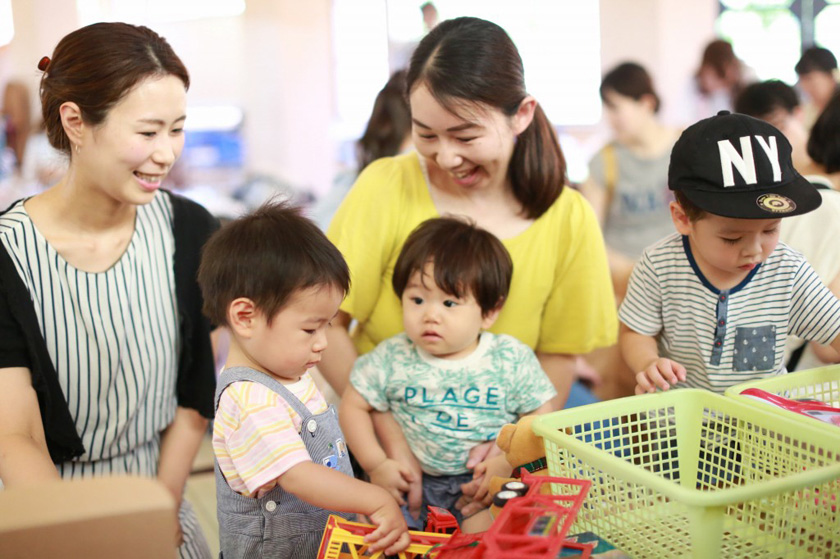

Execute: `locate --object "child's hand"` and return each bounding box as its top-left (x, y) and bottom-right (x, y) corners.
top-left (465, 439), bottom-right (501, 469)
top-left (635, 358), bottom-right (686, 394)
top-left (457, 454), bottom-right (512, 517)
top-left (369, 458), bottom-right (415, 506)
top-left (364, 495), bottom-right (411, 555)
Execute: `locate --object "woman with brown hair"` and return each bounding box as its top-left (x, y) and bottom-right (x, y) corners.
top-left (581, 62), bottom-right (679, 298)
top-left (694, 39), bottom-right (755, 120)
top-left (0, 22), bottom-right (217, 557)
top-left (321, 16), bottom-right (616, 518)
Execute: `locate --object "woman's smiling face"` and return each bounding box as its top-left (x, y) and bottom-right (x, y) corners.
top-left (409, 82), bottom-right (525, 194)
top-left (77, 74), bottom-right (187, 205)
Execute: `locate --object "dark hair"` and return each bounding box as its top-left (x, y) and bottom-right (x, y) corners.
top-left (673, 190), bottom-right (706, 222)
top-left (795, 46), bottom-right (838, 75)
top-left (39, 22), bottom-right (190, 155)
top-left (807, 91), bottom-right (840, 173)
top-left (406, 17), bottom-right (566, 220)
top-left (357, 70), bottom-right (411, 172)
top-left (600, 62), bottom-right (661, 113)
top-left (734, 80), bottom-right (799, 118)
top-left (698, 39), bottom-right (737, 80)
top-left (197, 201), bottom-right (350, 327)
top-left (392, 216), bottom-right (512, 316)
top-left (696, 39), bottom-right (745, 97)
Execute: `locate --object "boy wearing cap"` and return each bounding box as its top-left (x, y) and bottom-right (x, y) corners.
top-left (619, 111), bottom-right (840, 395)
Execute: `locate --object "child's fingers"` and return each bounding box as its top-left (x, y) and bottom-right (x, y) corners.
top-left (383, 530), bottom-right (412, 556)
top-left (398, 463), bottom-right (416, 484)
top-left (393, 476), bottom-right (410, 494)
top-left (673, 361), bottom-right (687, 382)
top-left (363, 525), bottom-right (396, 552)
top-left (364, 516), bottom-right (409, 554)
top-left (458, 500), bottom-right (484, 518)
top-left (407, 481), bottom-right (423, 520)
top-left (389, 488), bottom-right (406, 506)
top-left (648, 365), bottom-right (671, 391)
top-left (472, 476), bottom-right (491, 503)
top-left (659, 360), bottom-right (681, 386)
top-left (459, 477), bottom-right (480, 498)
top-left (465, 440), bottom-right (495, 469)
top-left (635, 371), bottom-right (656, 394)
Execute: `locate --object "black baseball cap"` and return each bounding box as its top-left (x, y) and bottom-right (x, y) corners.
top-left (668, 111), bottom-right (821, 218)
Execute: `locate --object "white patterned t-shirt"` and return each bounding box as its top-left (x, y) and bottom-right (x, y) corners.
top-left (350, 332), bottom-right (556, 475)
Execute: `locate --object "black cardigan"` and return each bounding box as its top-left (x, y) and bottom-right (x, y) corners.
top-left (0, 191), bottom-right (219, 463)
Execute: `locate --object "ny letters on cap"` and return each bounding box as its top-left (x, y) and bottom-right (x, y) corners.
top-left (668, 110), bottom-right (821, 218)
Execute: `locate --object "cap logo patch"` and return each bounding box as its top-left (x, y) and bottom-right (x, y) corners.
top-left (718, 135), bottom-right (781, 187)
top-left (756, 193), bottom-right (795, 213)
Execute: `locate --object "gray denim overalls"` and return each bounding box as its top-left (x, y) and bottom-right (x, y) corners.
top-left (215, 367), bottom-right (354, 559)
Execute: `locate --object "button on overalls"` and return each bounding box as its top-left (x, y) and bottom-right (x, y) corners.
top-left (215, 367), bottom-right (354, 558)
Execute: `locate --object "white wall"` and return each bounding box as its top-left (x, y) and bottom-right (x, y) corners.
top-left (2, 0), bottom-right (719, 197)
top-left (599, 0), bottom-right (719, 127)
top-left (2, 0), bottom-right (335, 196)
top-left (0, 0), bottom-right (78, 117)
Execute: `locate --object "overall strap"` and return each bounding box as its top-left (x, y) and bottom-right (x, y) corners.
top-left (214, 367), bottom-right (313, 419)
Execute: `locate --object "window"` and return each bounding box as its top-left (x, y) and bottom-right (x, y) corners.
top-left (332, 0), bottom-right (602, 145)
top-left (77, 0), bottom-right (245, 25)
top-left (406, 0), bottom-right (603, 126)
top-left (717, 0), bottom-right (838, 83)
top-left (0, 0), bottom-right (13, 46)
top-left (814, 2), bottom-right (840, 60)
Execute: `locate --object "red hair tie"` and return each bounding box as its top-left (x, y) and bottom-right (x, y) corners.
top-left (38, 56), bottom-right (51, 72)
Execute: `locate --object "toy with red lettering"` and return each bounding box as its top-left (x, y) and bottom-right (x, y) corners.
top-left (739, 387), bottom-right (840, 427)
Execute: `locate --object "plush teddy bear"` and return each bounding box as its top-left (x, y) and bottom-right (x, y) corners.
top-left (487, 414), bottom-right (551, 517)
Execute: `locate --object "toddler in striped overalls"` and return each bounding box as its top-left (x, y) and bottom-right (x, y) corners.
top-left (197, 201), bottom-right (409, 559)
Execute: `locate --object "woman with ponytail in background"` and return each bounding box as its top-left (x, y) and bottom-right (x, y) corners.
top-left (320, 17), bottom-right (616, 520)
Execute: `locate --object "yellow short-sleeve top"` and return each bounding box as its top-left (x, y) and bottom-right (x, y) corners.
top-left (327, 152), bottom-right (617, 356)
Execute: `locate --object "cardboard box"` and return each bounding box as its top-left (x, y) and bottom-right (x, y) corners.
top-left (0, 476), bottom-right (177, 559)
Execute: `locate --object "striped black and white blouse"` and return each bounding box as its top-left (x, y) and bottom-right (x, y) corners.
top-left (0, 194), bottom-right (179, 478)
top-left (619, 233), bottom-right (840, 393)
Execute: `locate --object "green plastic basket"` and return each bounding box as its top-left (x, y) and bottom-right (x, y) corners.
top-left (532, 389), bottom-right (840, 559)
top-left (725, 366), bottom-right (840, 432)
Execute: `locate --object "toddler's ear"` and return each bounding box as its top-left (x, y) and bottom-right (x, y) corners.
top-left (669, 200), bottom-right (692, 235)
top-left (228, 298), bottom-right (258, 337)
top-left (481, 302), bottom-right (503, 329)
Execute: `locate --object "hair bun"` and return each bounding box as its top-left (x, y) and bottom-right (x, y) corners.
top-left (38, 56), bottom-right (51, 72)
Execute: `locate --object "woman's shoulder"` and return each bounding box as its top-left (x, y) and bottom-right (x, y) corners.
top-left (0, 199), bottom-right (29, 238)
top-left (537, 186), bottom-right (597, 229)
top-left (161, 190), bottom-right (217, 228)
top-left (329, 153), bottom-right (429, 239)
top-left (350, 152), bottom-right (425, 200)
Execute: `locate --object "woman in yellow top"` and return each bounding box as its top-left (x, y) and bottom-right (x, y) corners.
top-left (321, 16), bottom-right (617, 514)
top-left (322, 16), bottom-right (616, 408)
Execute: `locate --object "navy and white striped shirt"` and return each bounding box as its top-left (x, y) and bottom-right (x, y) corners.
top-left (619, 233), bottom-right (840, 393)
top-left (0, 195), bottom-right (179, 478)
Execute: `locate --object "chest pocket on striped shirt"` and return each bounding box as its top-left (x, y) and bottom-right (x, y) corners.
top-left (732, 325), bottom-right (776, 372)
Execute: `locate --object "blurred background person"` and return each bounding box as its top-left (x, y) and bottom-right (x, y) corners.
top-left (734, 79), bottom-right (812, 172)
top-left (311, 69), bottom-right (412, 230)
top-left (795, 46), bottom-right (840, 130)
top-left (1, 80), bottom-right (32, 171)
top-left (736, 82), bottom-right (840, 370)
top-left (579, 62), bottom-right (679, 401)
top-left (580, 62), bottom-right (679, 299)
top-left (693, 39), bottom-right (755, 120)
